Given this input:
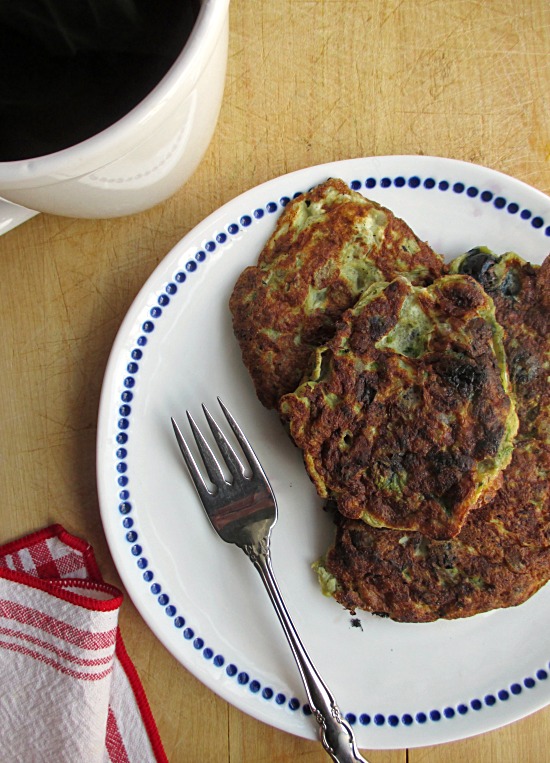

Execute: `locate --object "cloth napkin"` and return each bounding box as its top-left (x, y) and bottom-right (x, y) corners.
top-left (0, 524), bottom-right (168, 763)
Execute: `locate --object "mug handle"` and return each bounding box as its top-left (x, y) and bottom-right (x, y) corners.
top-left (0, 198), bottom-right (39, 235)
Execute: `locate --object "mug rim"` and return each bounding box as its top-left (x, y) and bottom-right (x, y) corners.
top-left (0, 0), bottom-right (230, 182)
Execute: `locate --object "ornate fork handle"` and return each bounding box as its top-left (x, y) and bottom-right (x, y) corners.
top-left (172, 402), bottom-right (369, 761)
top-left (243, 539), bottom-right (369, 763)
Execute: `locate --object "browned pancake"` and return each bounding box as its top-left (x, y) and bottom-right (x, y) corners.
top-left (229, 178), bottom-right (445, 409)
top-left (280, 274), bottom-right (518, 540)
top-left (316, 252), bottom-right (550, 621)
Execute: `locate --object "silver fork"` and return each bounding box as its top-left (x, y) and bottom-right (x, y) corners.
top-left (171, 398), bottom-right (369, 763)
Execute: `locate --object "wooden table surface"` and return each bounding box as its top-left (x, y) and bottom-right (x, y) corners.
top-left (1, 1), bottom-right (549, 761)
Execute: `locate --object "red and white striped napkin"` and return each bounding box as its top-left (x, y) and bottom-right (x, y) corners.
top-left (0, 524), bottom-right (168, 763)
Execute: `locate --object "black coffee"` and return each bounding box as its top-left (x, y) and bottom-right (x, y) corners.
top-left (0, 0), bottom-right (201, 161)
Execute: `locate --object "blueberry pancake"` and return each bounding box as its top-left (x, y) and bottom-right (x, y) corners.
top-left (315, 251), bottom-right (549, 621)
top-left (280, 273), bottom-right (518, 541)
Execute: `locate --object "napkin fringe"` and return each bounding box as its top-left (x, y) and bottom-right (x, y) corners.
top-left (115, 634), bottom-right (169, 763)
top-left (0, 567), bottom-right (124, 610)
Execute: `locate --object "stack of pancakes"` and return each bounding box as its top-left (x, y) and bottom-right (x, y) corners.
top-left (229, 179), bottom-right (550, 622)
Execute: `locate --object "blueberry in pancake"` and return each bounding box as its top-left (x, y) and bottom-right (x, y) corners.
top-left (280, 273), bottom-right (518, 541)
top-left (450, 248), bottom-right (549, 445)
top-left (229, 178), bottom-right (445, 410)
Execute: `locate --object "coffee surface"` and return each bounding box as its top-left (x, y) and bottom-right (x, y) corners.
top-left (0, 0), bottom-right (201, 161)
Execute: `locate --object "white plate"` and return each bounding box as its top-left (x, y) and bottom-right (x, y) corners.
top-left (97, 156), bottom-right (550, 750)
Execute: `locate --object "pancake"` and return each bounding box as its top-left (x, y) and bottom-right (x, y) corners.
top-left (280, 273), bottom-right (518, 540)
top-left (229, 178), bottom-right (445, 409)
top-left (315, 251), bottom-right (550, 622)
top-left (450, 248), bottom-right (549, 442)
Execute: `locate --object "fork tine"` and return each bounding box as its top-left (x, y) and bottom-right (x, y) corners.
top-left (202, 404), bottom-right (247, 479)
top-left (217, 398), bottom-right (269, 484)
top-left (171, 417), bottom-right (215, 504)
top-left (185, 410), bottom-right (228, 487)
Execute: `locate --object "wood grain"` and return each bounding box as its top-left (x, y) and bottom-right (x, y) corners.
top-left (0, 0), bottom-right (548, 761)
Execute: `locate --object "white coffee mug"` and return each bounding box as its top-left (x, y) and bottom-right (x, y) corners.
top-left (0, 0), bottom-right (230, 233)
